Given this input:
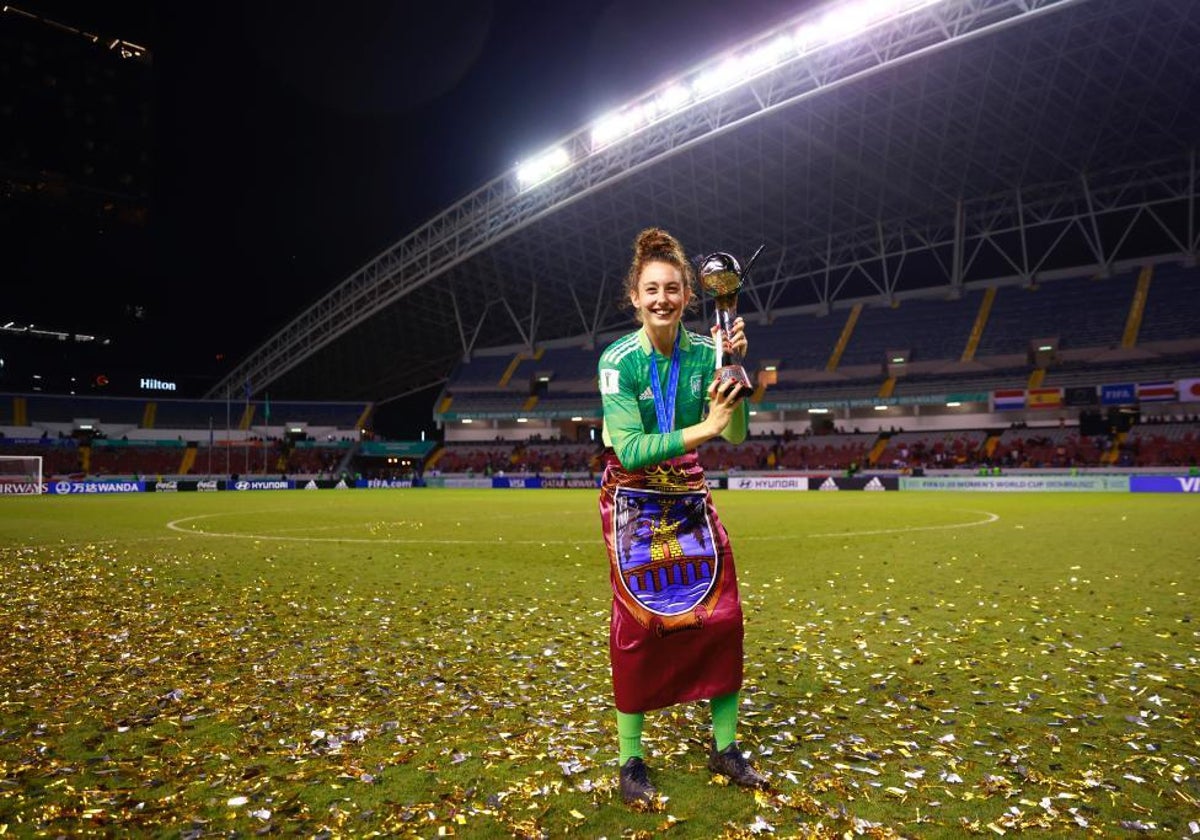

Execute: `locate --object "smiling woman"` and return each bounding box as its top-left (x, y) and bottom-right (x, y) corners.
top-left (596, 227), bottom-right (765, 805)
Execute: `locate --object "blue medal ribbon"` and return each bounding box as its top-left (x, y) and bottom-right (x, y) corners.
top-left (648, 330), bottom-right (681, 433)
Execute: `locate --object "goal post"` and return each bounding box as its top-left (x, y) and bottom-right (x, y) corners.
top-left (0, 455), bottom-right (44, 496)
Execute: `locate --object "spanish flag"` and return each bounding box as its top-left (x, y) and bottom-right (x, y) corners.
top-left (1027, 387), bottom-right (1063, 409)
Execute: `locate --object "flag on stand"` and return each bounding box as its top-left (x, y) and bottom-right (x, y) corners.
top-left (1177, 378), bottom-right (1200, 403)
top-left (992, 389), bottom-right (1025, 411)
top-left (1136, 381), bottom-right (1177, 403)
top-left (1027, 387), bottom-right (1063, 409)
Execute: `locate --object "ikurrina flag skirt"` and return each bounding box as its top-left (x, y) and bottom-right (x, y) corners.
top-left (599, 450), bottom-right (744, 714)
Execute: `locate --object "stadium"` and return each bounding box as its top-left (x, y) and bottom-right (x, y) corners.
top-left (2, 1), bottom-right (1199, 837)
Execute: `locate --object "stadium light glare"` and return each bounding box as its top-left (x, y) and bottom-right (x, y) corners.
top-left (793, 23), bottom-right (824, 50)
top-left (744, 34), bottom-right (794, 75)
top-left (539, 0), bottom-right (949, 173)
top-left (590, 112), bottom-right (628, 148)
top-left (657, 84), bottom-right (692, 113)
top-left (692, 57), bottom-right (745, 97)
top-left (570, 416), bottom-right (583, 422)
top-left (946, 401), bottom-right (962, 407)
top-left (516, 417), bottom-right (528, 423)
top-left (874, 405), bottom-right (889, 411)
top-left (515, 146), bottom-right (571, 189)
top-left (808, 407), bottom-right (829, 414)
top-left (461, 418), bottom-right (473, 424)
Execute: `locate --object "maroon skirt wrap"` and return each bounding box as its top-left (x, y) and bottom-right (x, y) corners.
top-left (599, 450), bottom-right (744, 714)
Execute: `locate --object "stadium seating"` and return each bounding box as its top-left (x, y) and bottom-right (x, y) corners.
top-left (840, 295), bottom-right (979, 366)
top-left (1123, 421), bottom-right (1200, 467)
top-left (990, 426), bottom-right (1106, 468)
top-left (23, 393), bottom-right (144, 425)
top-left (437, 265), bottom-right (1199, 415)
top-left (1138, 262), bottom-right (1200, 344)
top-left (873, 429), bottom-right (988, 468)
top-left (88, 444), bottom-right (186, 477)
top-left (974, 276), bottom-right (1134, 356)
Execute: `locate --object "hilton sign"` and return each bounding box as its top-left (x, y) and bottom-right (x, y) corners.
top-left (140, 377), bottom-right (177, 391)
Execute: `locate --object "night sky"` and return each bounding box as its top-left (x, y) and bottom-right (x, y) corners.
top-left (5, 0), bottom-right (815, 395)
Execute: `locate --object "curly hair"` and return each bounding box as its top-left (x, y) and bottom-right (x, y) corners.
top-left (622, 227), bottom-right (699, 321)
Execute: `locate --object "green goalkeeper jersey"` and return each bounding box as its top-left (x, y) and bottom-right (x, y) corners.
top-left (598, 326), bottom-right (748, 470)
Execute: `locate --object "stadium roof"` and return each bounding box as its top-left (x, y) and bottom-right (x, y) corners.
top-left (209, 0), bottom-right (1200, 406)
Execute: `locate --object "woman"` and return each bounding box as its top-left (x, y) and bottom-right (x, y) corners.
top-left (597, 227), bottom-right (766, 806)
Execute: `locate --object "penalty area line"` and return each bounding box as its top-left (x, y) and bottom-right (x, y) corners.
top-left (164, 512), bottom-right (586, 545)
top-left (741, 509), bottom-right (1001, 540)
top-left (164, 509), bottom-right (1000, 545)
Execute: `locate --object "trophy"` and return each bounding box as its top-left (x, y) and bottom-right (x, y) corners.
top-left (698, 244), bottom-right (763, 394)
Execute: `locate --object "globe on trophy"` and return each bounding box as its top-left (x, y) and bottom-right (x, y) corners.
top-left (698, 245), bottom-right (763, 394)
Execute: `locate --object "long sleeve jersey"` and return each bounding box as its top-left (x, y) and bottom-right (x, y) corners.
top-left (598, 326), bottom-right (747, 470)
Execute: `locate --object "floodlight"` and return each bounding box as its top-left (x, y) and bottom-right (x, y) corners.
top-left (591, 112), bottom-right (628, 148)
top-left (461, 418), bottom-right (473, 424)
top-left (946, 401), bottom-right (962, 407)
top-left (657, 84), bottom-right (691, 113)
top-left (808, 407), bottom-right (829, 414)
top-left (532, 0), bottom-right (950, 180)
top-left (874, 405), bottom-right (888, 411)
top-left (693, 57), bottom-right (744, 97)
top-left (744, 34), bottom-right (793, 74)
top-left (516, 418), bottom-right (528, 423)
top-left (515, 146), bottom-right (570, 188)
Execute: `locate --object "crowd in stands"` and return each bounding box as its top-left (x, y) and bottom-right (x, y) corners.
top-left (433, 437), bottom-right (598, 475)
top-left (4, 417), bottom-right (1199, 478)
top-left (429, 418), bottom-right (1200, 475)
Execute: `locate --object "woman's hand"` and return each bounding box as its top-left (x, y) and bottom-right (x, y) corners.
top-left (680, 373), bottom-right (747, 451)
top-left (720, 317), bottom-right (748, 359)
top-left (703, 376), bottom-right (744, 436)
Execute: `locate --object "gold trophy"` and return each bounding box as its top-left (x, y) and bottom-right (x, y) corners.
top-left (698, 245), bottom-right (762, 394)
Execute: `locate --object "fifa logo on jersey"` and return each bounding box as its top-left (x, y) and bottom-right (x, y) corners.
top-left (599, 368), bottom-right (620, 395)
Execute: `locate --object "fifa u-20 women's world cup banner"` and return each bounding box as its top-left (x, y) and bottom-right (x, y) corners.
top-left (599, 452), bottom-right (743, 713)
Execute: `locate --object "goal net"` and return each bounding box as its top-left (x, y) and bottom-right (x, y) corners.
top-left (0, 455), bottom-right (44, 496)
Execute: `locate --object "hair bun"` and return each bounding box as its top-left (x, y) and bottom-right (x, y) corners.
top-left (634, 227), bottom-right (678, 260)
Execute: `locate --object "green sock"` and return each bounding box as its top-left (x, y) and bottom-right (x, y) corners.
top-left (617, 710), bottom-right (645, 764)
top-left (710, 691), bottom-right (740, 752)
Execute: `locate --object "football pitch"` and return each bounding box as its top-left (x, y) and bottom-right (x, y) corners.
top-left (0, 489), bottom-right (1196, 838)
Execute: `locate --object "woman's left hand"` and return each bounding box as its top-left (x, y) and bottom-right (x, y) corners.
top-left (723, 317), bottom-right (748, 358)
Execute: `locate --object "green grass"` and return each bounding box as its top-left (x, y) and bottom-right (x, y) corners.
top-left (0, 490), bottom-right (1196, 838)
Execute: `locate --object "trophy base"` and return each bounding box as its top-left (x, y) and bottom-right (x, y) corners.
top-left (714, 364), bottom-right (754, 394)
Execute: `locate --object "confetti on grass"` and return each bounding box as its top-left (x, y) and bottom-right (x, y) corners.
top-left (1, 492), bottom-right (1197, 839)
